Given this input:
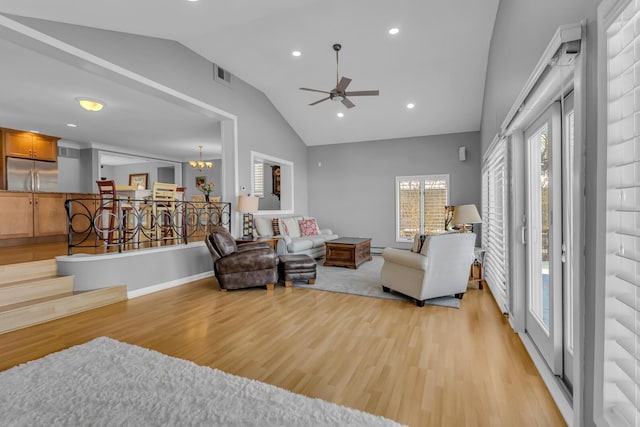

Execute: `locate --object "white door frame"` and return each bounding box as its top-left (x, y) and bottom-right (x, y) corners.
top-left (524, 102), bottom-right (563, 375)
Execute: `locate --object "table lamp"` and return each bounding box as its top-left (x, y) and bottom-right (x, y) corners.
top-left (237, 195), bottom-right (259, 239)
top-left (452, 204), bottom-right (482, 232)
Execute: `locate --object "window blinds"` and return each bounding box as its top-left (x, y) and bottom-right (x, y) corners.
top-left (482, 138), bottom-right (509, 314)
top-left (395, 175), bottom-right (449, 241)
top-left (253, 162), bottom-right (264, 198)
top-left (603, 1), bottom-right (640, 425)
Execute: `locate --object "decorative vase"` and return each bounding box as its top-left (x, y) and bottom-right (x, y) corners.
top-left (205, 194), bottom-right (210, 202)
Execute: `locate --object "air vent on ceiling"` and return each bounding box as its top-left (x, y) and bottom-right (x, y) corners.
top-left (213, 63), bottom-right (232, 87)
top-left (58, 146), bottom-right (80, 159)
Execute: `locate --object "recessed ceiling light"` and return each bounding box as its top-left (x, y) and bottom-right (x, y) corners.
top-left (292, 50), bottom-right (301, 57)
top-left (407, 103), bottom-right (415, 109)
top-left (389, 28), bottom-right (400, 35)
top-left (76, 97), bottom-right (105, 112)
top-left (337, 112), bottom-right (344, 118)
top-left (187, 0), bottom-right (199, 2)
top-left (66, 123), bottom-right (77, 128)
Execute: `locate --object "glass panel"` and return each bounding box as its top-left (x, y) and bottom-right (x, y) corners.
top-left (398, 179), bottom-right (421, 239)
top-left (530, 124), bottom-right (551, 331)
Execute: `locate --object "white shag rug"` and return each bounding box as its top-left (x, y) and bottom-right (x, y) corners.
top-left (294, 255), bottom-right (460, 308)
top-left (0, 337), bottom-right (405, 427)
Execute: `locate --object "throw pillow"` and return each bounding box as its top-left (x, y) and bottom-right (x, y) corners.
top-left (419, 235), bottom-right (431, 256)
top-left (254, 216), bottom-right (273, 237)
top-left (411, 234), bottom-right (427, 253)
top-left (272, 218), bottom-right (280, 235)
top-left (299, 218), bottom-right (319, 236)
top-left (281, 217), bottom-right (301, 238)
top-left (279, 219), bottom-right (289, 236)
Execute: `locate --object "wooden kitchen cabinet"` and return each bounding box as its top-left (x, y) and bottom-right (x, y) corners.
top-left (0, 192), bottom-right (34, 238)
top-left (3, 128), bottom-right (58, 161)
top-left (34, 193), bottom-right (68, 236)
top-left (0, 192), bottom-right (69, 239)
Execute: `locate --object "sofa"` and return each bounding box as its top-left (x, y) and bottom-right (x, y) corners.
top-left (380, 232), bottom-right (476, 306)
top-left (253, 215), bottom-right (339, 259)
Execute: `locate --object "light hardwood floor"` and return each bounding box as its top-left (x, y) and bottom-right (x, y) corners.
top-left (0, 244), bottom-right (565, 427)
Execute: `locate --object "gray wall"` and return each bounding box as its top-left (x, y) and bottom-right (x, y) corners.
top-left (12, 16), bottom-right (309, 216)
top-left (258, 161), bottom-right (281, 211)
top-left (157, 166), bottom-right (174, 184)
top-left (108, 161), bottom-right (174, 189)
top-left (182, 159), bottom-right (222, 200)
top-left (480, 1), bottom-right (599, 425)
top-left (57, 243), bottom-right (213, 293)
top-left (308, 132), bottom-right (481, 249)
top-left (99, 165), bottom-right (114, 181)
top-left (57, 156), bottom-right (82, 193)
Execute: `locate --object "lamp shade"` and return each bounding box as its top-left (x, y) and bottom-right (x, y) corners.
top-left (452, 204), bottom-right (482, 225)
top-left (237, 195), bottom-right (259, 213)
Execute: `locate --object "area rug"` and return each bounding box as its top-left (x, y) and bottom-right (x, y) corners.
top-left (293, 255), bottom-right (460, 308)
top-left (0, 337), bottom-right (404, 427)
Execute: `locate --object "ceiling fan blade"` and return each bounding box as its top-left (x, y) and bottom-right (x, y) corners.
top-left (344, 90), bottom-right (380, 97)
top-left (336, 77), bottom-right (352, 92)
top-left (300, 87), bottom-right (331, 94)
top-left (342, 97), bottom-right (355, 109)
top-left (309, 96), bottom-right (331, 106)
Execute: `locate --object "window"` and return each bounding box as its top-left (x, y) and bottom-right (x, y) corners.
top-left (395, 174), bottom-right (449, 241)
top-left (597, 1), bottom-right (640, 425)
top-left (482, 138), bottom-right (509, 314)
top-left (253, 161), bottom-right (264, 198)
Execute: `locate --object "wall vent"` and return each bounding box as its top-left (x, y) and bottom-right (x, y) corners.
top-left (58, 146), bottom-right (80, 159)
top-left (213, 63), bottom-right (232, 87)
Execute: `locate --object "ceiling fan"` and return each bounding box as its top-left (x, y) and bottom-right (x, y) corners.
top-left (300, 43), bottom-right (379, 109)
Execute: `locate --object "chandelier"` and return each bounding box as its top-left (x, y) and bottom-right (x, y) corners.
top-left (189, 145), bottom-right (212, 171)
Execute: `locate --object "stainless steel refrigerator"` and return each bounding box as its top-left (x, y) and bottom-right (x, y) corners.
top-left (7, 157), bottom-right (58, 192)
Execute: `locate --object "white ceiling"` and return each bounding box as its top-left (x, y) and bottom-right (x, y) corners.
top-left (0, 0), bottom-right (499, 150)
top-left (0, 35), bottom-right (222, 161)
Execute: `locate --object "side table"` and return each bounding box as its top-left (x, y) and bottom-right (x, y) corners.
top-left (469, 247), bottom-right (485, 289)
top-left (235, 236), bottom-right (281, 252)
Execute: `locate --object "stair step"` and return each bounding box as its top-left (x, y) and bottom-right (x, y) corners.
top-left (0, 285), bottom-right (127, 335)
top-left (0, 259), bottom-right (57, 285)
top-left (0, 275), bottom-right (74, 307)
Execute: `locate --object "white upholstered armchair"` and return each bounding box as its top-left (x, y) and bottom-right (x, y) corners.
top-left (380, 233), bottom-right (476, 307)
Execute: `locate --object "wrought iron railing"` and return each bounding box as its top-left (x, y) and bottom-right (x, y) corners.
top-left (65, 198), bottom-right (231, 255)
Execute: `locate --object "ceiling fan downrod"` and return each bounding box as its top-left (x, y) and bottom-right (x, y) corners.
top-left (333, 43), bottom-right (341, 88)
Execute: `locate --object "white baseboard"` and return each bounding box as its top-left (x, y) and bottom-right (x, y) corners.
top-left (127, 271), bottom-right (215, 299)
top-left (518, 332), bottom-right (573, 426)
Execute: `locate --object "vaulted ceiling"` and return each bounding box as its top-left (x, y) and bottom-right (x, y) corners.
top-left (0, 1), bottom-right (499, 157)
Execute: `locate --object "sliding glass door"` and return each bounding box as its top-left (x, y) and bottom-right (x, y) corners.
top-left (524, 102), bottom-right (563, 375)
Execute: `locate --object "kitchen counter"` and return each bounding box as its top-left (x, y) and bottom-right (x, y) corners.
top-left (0, 190), bottom-right (99, 196)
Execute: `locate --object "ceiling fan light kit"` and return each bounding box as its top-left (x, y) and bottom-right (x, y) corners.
top-left (300, 43), bottom-right (379, 109)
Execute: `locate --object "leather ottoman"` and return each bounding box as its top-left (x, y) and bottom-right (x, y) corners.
top-left (278, 254), bottom-right (316, 287)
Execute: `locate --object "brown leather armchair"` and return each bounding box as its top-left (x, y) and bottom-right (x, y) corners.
top-left (205, 228), bottom-right (278, 291)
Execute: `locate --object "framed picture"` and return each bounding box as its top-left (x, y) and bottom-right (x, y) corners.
top-left (195, 176), bottom-right (206, 188)
top-left (129, 173), bottom-right (148, 189)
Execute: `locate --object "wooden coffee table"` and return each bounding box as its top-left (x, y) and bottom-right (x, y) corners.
top-left (324, 237), bottom-right (372, 269)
